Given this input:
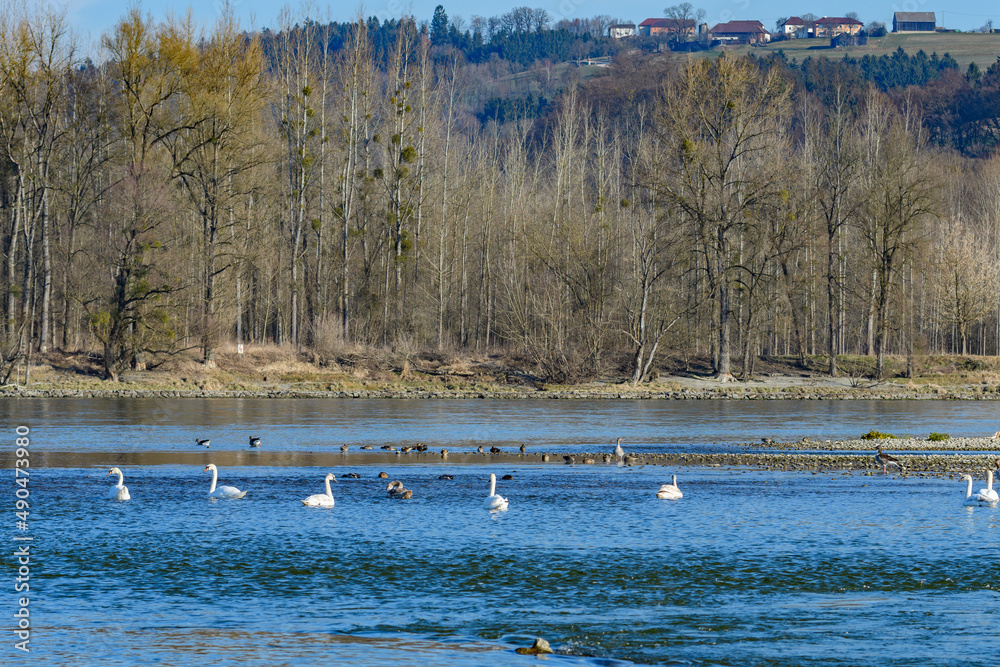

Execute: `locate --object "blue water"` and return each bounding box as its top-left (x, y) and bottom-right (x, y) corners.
top-left (7, 397), bottom-right (1000, 453)
top-left (6, 400), bottom-right (1000, 664)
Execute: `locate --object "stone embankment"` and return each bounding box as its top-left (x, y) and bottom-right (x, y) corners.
top-left (3, 381), bottom-right (1000, 400)
top-left (12, 438), bottom-right (998, 478)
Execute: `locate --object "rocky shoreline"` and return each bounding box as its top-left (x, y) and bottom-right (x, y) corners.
top-left (3, 381), bottom-right (1000, 400)
top-left (9, 438), bottom-right (998, 478)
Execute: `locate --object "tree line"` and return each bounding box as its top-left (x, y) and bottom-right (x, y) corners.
top-left (4, 6), bottom-right (1000, 385)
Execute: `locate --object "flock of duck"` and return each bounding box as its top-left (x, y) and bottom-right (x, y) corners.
top-left (102, 439), bottom-right (998, 507)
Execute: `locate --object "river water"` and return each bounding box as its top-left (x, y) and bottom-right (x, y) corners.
top-left (9, 397), bottom-right (1000, 453)
top-left (6, 398), bottom-right (1000, 665)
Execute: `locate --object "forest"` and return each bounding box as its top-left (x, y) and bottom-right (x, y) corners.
top-left (4, 4), bottom-right (1000, 385)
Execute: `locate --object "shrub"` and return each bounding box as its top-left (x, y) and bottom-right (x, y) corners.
top-left (861, 430), bottom-right (896, 440)
top-left (928, 432), bottom-right (950, 441)
top-left (963, 357), bottom-right (987, 371)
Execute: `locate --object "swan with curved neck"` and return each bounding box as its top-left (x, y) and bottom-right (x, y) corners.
top-left (204, 464), bottom-right (247, 499)
top-left (107, 467), bottom-right (131, 500)
top-left (302, 473), bottom-right (336, 507)
top-left (962, 474), bottom-right (996, 506)
top-left (484, 473), bottom-right (509, 511)
top-left (978, 469), bottom-right (999, 503)
top-left (656, 475), bottom-right (683, 500)
top-left (387, 480), bottom-right (412, 499)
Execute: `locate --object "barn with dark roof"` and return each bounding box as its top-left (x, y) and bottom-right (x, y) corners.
top-left (893, 12), bottom-right (936, 32)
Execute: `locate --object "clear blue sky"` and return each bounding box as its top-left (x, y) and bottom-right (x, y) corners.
top-left (64, 0), bottom-right (999, 47)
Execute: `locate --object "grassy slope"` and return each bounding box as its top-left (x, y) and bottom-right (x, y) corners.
top-left (704, 32), bottom-right (1000, 70)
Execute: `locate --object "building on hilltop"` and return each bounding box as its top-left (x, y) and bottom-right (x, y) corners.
top-left (893, 12), bottom-right (936, 32)
top-left (709, 20), bottom-right (770, 45)
top-left (638, 18), bottom-right (697, 40)
top-left (812, 16), bottom-right (864, 38)
top-left (609, 23), bottom-right (636, 38)
top-left (780, 16), bottom-right (807, 38)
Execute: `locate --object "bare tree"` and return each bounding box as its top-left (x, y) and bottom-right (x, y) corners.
top-left (0, 4), bottom-right (75, 363)
top-left (624, 110), bottom-right (687, 384)
top-left (651, 57), bottom-right (791, 379)
top-left (332, 14), bottom-right (375, 343)
top-left (167, 10), bottom-right (266, 364)
top-left (854, 92), bottom-right (938, 379)
top-left (91, 8), bottom-right (190, 379)
top-left (663, 3), bottom-right (705, 44)
top-left (811, 87), bottom-right (862, 376)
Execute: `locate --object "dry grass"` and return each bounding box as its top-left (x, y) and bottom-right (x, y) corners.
top-left (16, 345), bottom-right (1000, 393)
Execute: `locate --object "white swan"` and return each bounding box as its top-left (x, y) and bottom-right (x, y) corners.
top-left (484, 473), bottom-right (509, 511)
top-left (977, 469), bottom-right (999, 503)
top-left (962, 474), bottom-right (997, 506)
top-left (613, 437), bottom-right (625, 462)
top-left (204, 464), bottom-right (247, 499)
top-left (302, 472), bottom-right (336, 507)
top-left (107, 467), bottom-right (131, 500)
top-left (656, 474), bottom-right (683, 500)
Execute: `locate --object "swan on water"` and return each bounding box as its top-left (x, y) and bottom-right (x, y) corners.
top-left (484, 473), bottom-right (509, 511)
top-left (386, 480), bottom-right (412, 499)
top-left (302, 473), bottom-right (336, 507)
top-left (249, 436), bottom-right (261, 448)
top-left (977, 469), bottom-right (999, 503)
top-left (204, 464), bottom-right (247, 499)
top-left (962, 474), bottom-right (997, 506)
top-left (107, 467), bottom-right (131, 500)
top-left (614, 437), bottom-right (625, 462)
top-left (656, 475), bottom-right (683, 500)
top-left (874, 445), bottom-right (902, 473)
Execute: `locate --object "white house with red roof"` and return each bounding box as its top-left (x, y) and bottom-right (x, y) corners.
top-left (781, 16), bottom-right (807, 37)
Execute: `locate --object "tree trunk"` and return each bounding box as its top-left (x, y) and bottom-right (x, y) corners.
top-left (39, 192), bottom-right (52, 354)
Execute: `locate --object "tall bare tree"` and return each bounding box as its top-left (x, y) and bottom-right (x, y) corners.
top-left (168, 11), bottom-right (266, 363)
top-left (652, 57), bottom-right (790, 378)
top-left (91, 8), bottom-right (190, 379)
top-left (854, 92), bottom-right (938, 378)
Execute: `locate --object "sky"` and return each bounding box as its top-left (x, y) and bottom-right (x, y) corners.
top-left (58, 0), bottom-right (1000, 49)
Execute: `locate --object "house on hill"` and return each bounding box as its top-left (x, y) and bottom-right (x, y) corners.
top-left (893, 12), bottom-right (936, 32)
top-left (609, 23), bottom-right (636, 38)
top-left (638, 18), bottom-right (696, 39)
top-left (709, 20), bottom-right (770, 45)
top-left (781, 16), bottom-right (807, 38)
top-left (813, 16), bottom-right (864, 38)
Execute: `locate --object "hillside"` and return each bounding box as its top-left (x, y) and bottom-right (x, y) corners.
top-left (712, 32), bottom-right (1000, 70)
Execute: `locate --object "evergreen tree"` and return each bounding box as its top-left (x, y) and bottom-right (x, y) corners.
top-left (431, 5), bottom-right (449, 46)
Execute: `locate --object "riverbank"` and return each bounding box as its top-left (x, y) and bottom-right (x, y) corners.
top-left (3, 377), bottom-right (999, 400)
top-left (7, 347), bottom-right (1000, 400)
